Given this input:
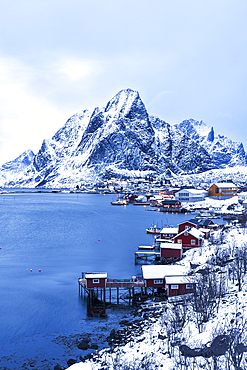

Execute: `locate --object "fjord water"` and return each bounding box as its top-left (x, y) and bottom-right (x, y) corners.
top-left (0, 192), bottom-right (189, 368)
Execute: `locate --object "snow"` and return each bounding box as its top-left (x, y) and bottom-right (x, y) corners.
top-left (141, 264), bottom-right (189, 279)
top-left (160, 242), bottom-right (182, 250)
top-left (65, 202), bottom-right (247, 370)
top-left (2, 89), bottom-right (246, 188)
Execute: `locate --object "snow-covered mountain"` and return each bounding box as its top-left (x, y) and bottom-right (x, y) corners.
top-left (175, 119), bottom-right (247, 168)
top-left (0, 89), bottom-right (246, 188)
top-left (0, 150), bottom-right (35, 186)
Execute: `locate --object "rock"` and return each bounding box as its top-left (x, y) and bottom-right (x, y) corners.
top-left (119, 319), bottom-right (132, 326)
top-left (78, 339), bottom-right (90, 350)
top-left (90, 343), bottom-right (99, 350)
top-left (158, 334), bottom-right (167, 340)
top-left (67, 359), bottom-right (77, 366)
top-left (54, 365), bottom-right (63, 370)
top-left (109, 329), bottom-right (116, 338)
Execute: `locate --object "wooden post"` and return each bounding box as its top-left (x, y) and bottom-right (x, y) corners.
top-left (109, 288), bottom-right (111, 303)
top-left (103, 288), bottom-right (106, 304)
top-left (129, 288), bottom-right (131, 305)
top-left (117, 287), bottom-right (119, 304)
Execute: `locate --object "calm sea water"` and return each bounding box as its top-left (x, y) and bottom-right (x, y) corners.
top-left (0, 192), bottom-right (190, 369)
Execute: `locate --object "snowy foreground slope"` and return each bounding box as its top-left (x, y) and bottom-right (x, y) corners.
top-left (66, 217), bottom-right (247, 370)
top-left (0, 89), bottom-right (246, 188)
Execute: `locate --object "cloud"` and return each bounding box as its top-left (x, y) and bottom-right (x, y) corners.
top-left (58, 59), bottom-right (95, 80)
top-left (0, 56), bottom-right (66, 165)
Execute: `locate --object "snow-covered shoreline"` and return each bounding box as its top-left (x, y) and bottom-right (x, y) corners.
top-left (66, 222), bottom-right (247, 370)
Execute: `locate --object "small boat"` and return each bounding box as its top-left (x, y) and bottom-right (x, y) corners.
top-left (111, 199), bottom-right (129, 205)
top-left (146, 225), bottom-right (161, 234)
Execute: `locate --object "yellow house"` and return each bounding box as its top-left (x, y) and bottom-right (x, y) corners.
top-left (208, 182), bottom-right (237, 199)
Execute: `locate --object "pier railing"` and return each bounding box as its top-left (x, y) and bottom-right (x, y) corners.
top-left (78, 278), bottom-right (145, 289)
top-left (106, 279), bottom-right (145, 288)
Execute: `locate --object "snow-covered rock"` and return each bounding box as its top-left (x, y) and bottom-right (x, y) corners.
top-left (0, 90), bottom-right (246, 188)
top-left (175, 119), bottom-right (247, 168)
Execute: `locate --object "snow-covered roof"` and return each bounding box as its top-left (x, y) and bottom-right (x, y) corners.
top-left (165, 275), bottom-right (195, 284)
top-left (177, 189), bottom-right (207, 195)
top-left (213, 182), bottom-right (237, 188)
top-left (142, 264), bottom-right (189, 279)
top-left (189, 228), bottom-right (204, 239)
top-left (160, 227), bottom-right (178, 234)
top-left (160, 242), bottom-right (182, 250)
top-left (85, 273), bottom-right (107, 279)
top-left (199, 228), bottom-right (211, 233)
top-left (155, 238), bottom-right (173, 243)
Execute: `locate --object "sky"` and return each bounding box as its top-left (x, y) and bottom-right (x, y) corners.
top-left (0, 0), bottom-right (247, 166)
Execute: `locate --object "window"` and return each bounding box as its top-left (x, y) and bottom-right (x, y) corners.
top-left (171, 285), bottom-right (178, 289)
top-left (215, 188), bottom-right (219, 193)
top-left (154, 279), bottom-right (163, 284)
top-left (191, 240), bottom-right (196, 245)
top-left (186, 284), bottom-right (193, 289)
top-left (93, 279), bottom-right (100, 283)
top-left (184, 231), bottom-right (188, 236)
top-left (177, 239), bottom-right (182, 243)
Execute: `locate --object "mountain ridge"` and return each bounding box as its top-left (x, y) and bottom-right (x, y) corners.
top-left (0, 89), bottom-right (246, 188)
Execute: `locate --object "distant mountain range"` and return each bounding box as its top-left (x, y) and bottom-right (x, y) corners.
top-left (0, 88), bottom-right (246, 188)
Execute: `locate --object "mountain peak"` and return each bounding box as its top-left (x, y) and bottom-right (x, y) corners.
top-left (0, 88), bottom-right (246, 187)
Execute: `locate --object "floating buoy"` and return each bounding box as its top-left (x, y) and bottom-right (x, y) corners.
top-left (0, 247), bottom-right (1, 249)
top-left (30, 269), bottom-right (32, 272)
top-left (39, 269), bottom-right (41, 272)
top-left (98, 239), bottom-right (100, 241)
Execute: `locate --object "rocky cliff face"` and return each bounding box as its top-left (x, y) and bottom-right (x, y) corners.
top-left (0, 89), bottom-right (246, 188)
top-left (175, 119), bottom-right (247, 168)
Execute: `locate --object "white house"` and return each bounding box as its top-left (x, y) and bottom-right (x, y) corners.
top-left (175, 189), bottom-right (208, 202)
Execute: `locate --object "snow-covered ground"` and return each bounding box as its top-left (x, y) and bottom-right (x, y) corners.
top-left (66, 213), bottom-right (247, 370)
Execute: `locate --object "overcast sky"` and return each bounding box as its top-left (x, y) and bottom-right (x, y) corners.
top-left (0, 0), bottom-right (247, 166)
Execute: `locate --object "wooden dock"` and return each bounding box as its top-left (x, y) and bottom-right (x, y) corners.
top-left (78, 277), bottom-right (149, 305)
top-left (134, 250), bottom-right (160, 264)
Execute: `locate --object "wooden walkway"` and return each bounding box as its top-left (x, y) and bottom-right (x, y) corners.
top-left (78, 278), bottom-right (145, 289)
top-left (78, 278), bottom-right (148, 305)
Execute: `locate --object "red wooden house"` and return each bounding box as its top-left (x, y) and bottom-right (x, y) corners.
top-left (160, 242), bottom-right (182, 259)
top-left (165, 275), bottom-right (195, 296)
top-left (178, 218), bottom-right (215, 233)
top-left (141, 265), bottom-right (166, 288)
top-left (141, 265), bottom-right (192, 296)
top-left (160, 199), bottom-right (182, 211)
top-left (85, 273), bottom-right (107, 288)
top-left (173, 227), bottom-right (204, 249)
top-left (160, 227), bottom-right (178, 240)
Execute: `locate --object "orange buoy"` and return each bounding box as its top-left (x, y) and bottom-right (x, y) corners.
top-left (98, 239), bottom-right (100, 241)
top-left (30, 269), bottom-right (32, 272)
top-left (39, 269), bottom-right (41, 272)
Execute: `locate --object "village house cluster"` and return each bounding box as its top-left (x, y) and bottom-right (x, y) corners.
top-left (79, 181), bottom-right (247, 303)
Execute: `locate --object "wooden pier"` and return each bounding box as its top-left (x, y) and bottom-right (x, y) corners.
top-left (134, 251), bottom-right (160, 264)
top-left (78, 277), bottom-right (151, 305)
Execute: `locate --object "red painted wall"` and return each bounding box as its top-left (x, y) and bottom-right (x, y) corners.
top-left (145, 279), bottom-right (166, 288)
top-left (178, 221), bottom-right (197, 233)
top-left (167, 283), bottom-right (194, 296)
top-left (161, 248), bottom-right (182, 258)
top-left (160, 233), bottom-right (176, 240)
top-left (86, 278), bottom-right (106, 288)
top-left (174, 234), bottom-right (202, 249)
